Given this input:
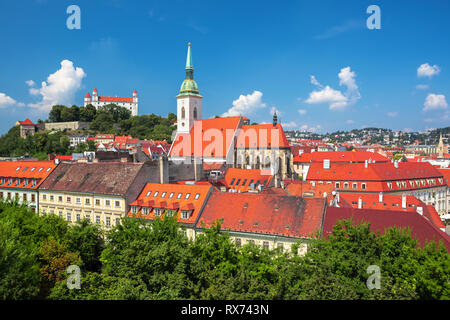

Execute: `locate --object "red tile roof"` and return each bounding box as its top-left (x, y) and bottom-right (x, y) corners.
top-left (306, 161), bottom-right (445, 192)
top-left (127, 182), bottom-right (212, 225)
top-left (285, 181), bottom-right (334, 199)
top-left (294, 151), bottom-right (389, 164)
top-left (197, 193), bottom-right (326, 238)
top-left (0, 161), bottom-right (57, 190)
top-left (337, 193), bottom-right (445, 229)
top-left (169, 117), bottom-right (244, 158)
top-left (18, 118), bottom-right (35, 126)
top-left (99, 96), bottom-right (133, 103)
top-left (95, 134), bottom-right (115, 140)
top-left (437, 168), bottom-right (450, 187)
top-left (236, 123), bottom-right (290, 148)
top-left (224, 168), bottom-right (273, 192)
top-left (323, 207), bottom-right (450, 251)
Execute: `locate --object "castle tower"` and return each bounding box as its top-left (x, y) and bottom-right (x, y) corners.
top-left (84, 92), bottom-right (91, 105)
top-left (176, 42), bottom-right (202, 133)
top-left (92, 88), bottom-right (98, 103)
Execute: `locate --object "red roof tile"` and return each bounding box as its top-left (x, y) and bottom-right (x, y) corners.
top-left (18, 118), bottom-right (35, 126)
top-left (224, 168), bottom-right (273, 192)
top-left (197, 192), bottom-right (326, 238)
top-left (169, 117), bottom-right (244, 158)
top-left (323, 206), bottom-right (450, 251)
top-left (0, 161), bottom-right (57, 190)
top-left (99, 96), bottom-right (133, 103)
top-left (236, 123), bottom-right (290, 149)
top-left (294, 151), bottom-right (389, 163)
top-left (127, 182), bottom-right (212, 225)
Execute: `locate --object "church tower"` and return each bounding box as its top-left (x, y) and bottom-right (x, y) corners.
top-left (176, 42), bottom-right (202, 133)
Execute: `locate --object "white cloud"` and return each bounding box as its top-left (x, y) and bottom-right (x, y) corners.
top-left (305, 66), bottom-right (360, 111)
top-left (346, 119), bottom-right (354, 124)
top-left (415, 84), bottom-right (429, 90)
top-left (417, 63), bottom-right (440, 78)
top-left (25, 80), bottom-right (35, 87)
top-left (300, 124), bottom-right (321, 133)
top-left (222, 90), bottom-right (266, 117)
top-left (281, 121), bottom-right (297, 128)
top-left (298, 109), bottom-right (307, 115)
top-left (387, 111), bottom-right (398, 117)
top-left (28, 59), bottom-right (86, 111)
top-left (0, 93), bottom-right (24, 108)
top-left (310, 75), bottom-right (322, 88)
top-left (305, 85), bottom-right (348, 110)
top-left (423, 93), bottom-right (448, 112)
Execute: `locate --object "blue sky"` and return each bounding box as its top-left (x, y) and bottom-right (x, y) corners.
top-left (0, 0), bottom-right (449, 134)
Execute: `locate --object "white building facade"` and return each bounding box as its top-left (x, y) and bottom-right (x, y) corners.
top-left (84, 88), bottom-right (138, 116)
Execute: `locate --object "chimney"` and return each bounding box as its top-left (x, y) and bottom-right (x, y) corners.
top-left (416, 207), bottom-right (423, 215)
top-left (364, 160), bottom-right (368, 168)
top-left (394, 160), bottom-right (399, 168)
top-left (358, 197), bottom-right (362, 209)
top-left (379, 192), bottom-right (383, 203)
top-left (401, 194), bottom-right (406, 209)
top-left (159, 155), bottom-right (169, 184)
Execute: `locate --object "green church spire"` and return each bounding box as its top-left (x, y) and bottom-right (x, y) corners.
top-left (177, 42), bottom-right (201, 97)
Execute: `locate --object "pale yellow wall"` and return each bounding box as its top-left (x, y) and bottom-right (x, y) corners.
top-left (39, 191), bottom-right (125, 229)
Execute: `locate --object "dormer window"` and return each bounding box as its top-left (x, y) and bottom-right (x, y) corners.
top-left (169, 192), bottom-right (174, 199)
top-left (146, 191), bottom-right (152, 197)
top-left (177, 193), bottom-right (182, 199)
top-left (194, 193), bottom-right (200, 200)
top-left (154, 208), bottom-right (162, 217)
top-left (153, 191), bottom-right (159, 197)
top-left (185, 193), bottom-right (190, 200)
top-left (181, 210), bottom-right (191, 219)
top-left (16, 179), bottom-right (20, 186)
top-left (38, 168), bottom-right (43, 172)
top-left (15, 167), bottom-right (21, 171)
top-left (161, 192), bottom-right (167, 198)
top-left (131, 206), bottom-right (137, 214)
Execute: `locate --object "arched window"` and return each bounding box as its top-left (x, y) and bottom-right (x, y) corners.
top-left (181, 107), bottom-right (186, 119)
top-left (193, 107), bottom-right (197, 120)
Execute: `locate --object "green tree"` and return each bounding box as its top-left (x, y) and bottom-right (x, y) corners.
top-left (79, 104), bottom-right (97, 122)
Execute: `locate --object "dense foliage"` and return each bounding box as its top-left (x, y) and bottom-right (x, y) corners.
top-left (0, 200), bottom-right (448, 300)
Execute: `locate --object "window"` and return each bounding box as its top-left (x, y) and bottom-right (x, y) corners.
top-left (249, 179), bottom-right (254, 186)
top-left (42, 194), bottom-right (46, 200)
top-left (146, 191), bottom-right (152, 197)
top-left (85, 198), bottom-right (90, 205)
top-left (352, 183), bottom-right (358, 190)
top-left (181, 210), bottom-right (190, 219)
top-left (24, 179), bottom-right (29, 186)
top-left (153, 191), bottom-right (159, 197)
top-left (7, 192), bottom-right (11, 199)
top-left (95, 199), bottom-right (100, 206)
top-left (161, 192), bottom-right (167, 198)
top-left (50, 195), bottom-right (54, 201)
top-left (335, 182), bottom-right (341, 189)
top-left (115, 218), bottom-right (120, 226)
top-left (185, 193), bottom-right (191, 199)
top-left (66, 213), bottom-right (72, 221)
top-left (177, 193), bottom-right (182, 199)
top-left (76, 198), bottom-right (81, 204)
top-left (236, 179), bottom-right (241, 186)
top-left (32, 179), bottom-right (37, 187)
top-left (230, 178), bottom-right (236, 186)
top-left (277, 243), bottom-right (284, 252)
top-left (16, 179), bottom-right (20, 186)
top-left (235, 238), bottom-right (241, 247)
top-left (67, 197), bottom-right (71, 203)
top-left (131, 206), bottom-right (137, 214)
top-left (263, 241), bottom-right (269, 249)
top-left (31, 194), bottom-right (35, 202)
top-left (23, 194), bottom-right (27, 201)
top-left (143, 207), bottom-right (149, 215)
top-left (76, 214), bottom-right (80, 222)
top-left (194, 193), bottom-right (200, 200)
top-left (166, 209), bottom-right (176, 217)
top-left (30, 168), bottom-right (35, 172)
top-left (96, 216), bottom-right (100, 224)
top-left (85, 214), bottom-right (90, 221)
top-left (106, 217), bottom-right (111, 227)
top-left (343, 182), bottom-right (349, 189)
top-left (361, 183), bottom-right (366, 190)
top-left (169, 192), bottom-right (174, 199)
top-left (154, 208), bottom-right (162, 217)
top-left (115, 201), bottom-right (120, 207)
top-left (105, 200), bottom-right (110, 206)
top-left (242, 179), bottom-right (247, 186)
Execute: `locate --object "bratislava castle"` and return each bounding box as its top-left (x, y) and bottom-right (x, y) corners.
top-left (84, 88), bottom-right (138, 116)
